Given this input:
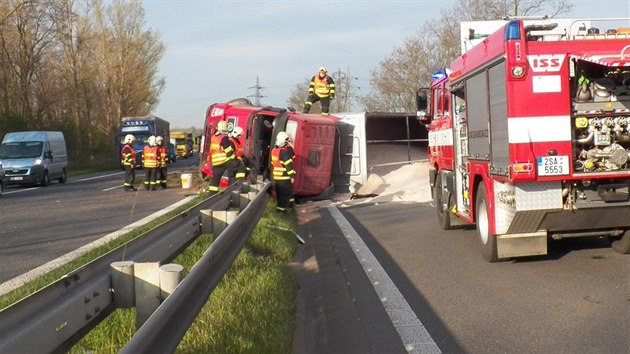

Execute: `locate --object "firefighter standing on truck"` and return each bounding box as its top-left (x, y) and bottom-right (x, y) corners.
top-left (121, 134), bottom-right (137, 191)
top-left (208, 121), bottom-right (239, 194)
top-left (156, 136), bottom-right (168, 189)
top-left (303, 66), bottom-right (335, 115)
top-left (271, 131), bottom-right (296, 212)
top-left (142, 135), bottom-right (159, 191)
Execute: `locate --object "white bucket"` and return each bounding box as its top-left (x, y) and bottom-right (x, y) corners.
top-left (181, 173), bottom-right (192, 189)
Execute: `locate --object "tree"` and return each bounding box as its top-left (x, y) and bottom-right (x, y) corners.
top-left (361, 0), bottom-right (573, 112)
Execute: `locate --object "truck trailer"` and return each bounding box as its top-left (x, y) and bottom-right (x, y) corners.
top-left (418, 18), bottom-right (630, 261)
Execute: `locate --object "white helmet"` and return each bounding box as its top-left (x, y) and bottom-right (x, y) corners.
top-left (124, 134), bottom-right (135, 144)
top-left (148, 135), bottom-right (156, 146)
top-left (232, 126), bottom-right (244, 137)
top-left (156, 136), bottom-right (163, 144)
top-left (318, 66), bottom-right (327, 73)
top-left (216, 120), bottom-right (227, 133)
top-left (276, 131), bottom-right (289, 146)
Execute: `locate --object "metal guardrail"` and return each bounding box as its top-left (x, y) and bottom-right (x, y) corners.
top-left (0, 182), bottom-right (249, 353)
top-left (121, 181), bottom-right (271, 353)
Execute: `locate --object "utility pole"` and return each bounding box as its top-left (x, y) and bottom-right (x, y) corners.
top-left (331, 68), bottom-right (359, 113)
top-left (248, 76), bottom-right (266, 106)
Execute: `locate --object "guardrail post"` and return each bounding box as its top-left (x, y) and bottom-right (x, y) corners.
top-left (159, 264), bottom-right (183, 301)
top-left (199, 210), bottom-right (238, 235)
top-left (134, 262), bottom-right (161, 328)
top-left (110, 261), bottom-right (135, 308)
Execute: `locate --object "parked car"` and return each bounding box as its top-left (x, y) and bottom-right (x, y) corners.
top-left (167, 142), bottom-right (177, 163)
top-left (0, 131), bottom-right (68, 186)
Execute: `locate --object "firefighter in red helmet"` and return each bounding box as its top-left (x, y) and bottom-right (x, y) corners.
top-left (303, 66), bottom-right (335, 115)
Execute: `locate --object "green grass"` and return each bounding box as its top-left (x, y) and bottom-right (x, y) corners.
top-left (69, 202), bottom-right (299, 354)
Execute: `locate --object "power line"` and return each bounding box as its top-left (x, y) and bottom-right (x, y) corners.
top-left (248, 76), bottom-right (266, 106)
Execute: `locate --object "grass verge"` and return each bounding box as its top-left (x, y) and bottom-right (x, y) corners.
top-left (70, 201), bottom-right (299, 354)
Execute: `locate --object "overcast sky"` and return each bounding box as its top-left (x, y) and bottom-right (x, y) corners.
top-left (139, 0), bottom-right (629, 129)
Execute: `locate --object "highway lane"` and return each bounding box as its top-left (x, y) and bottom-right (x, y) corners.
top-left (339, 201), bottom-right (629, 354)
top-left (0, 158), bottom-right (199, 284)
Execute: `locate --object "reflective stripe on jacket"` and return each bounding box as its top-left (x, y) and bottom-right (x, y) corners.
top-left (309, 74), bottom-right (335, 98)
top-left (157, 146), bottom-right (167, 167)
top-left (210, 134), bottom-right (234, 166)
top-left (271, 145), bottom-right (296, 181)
top-left (142, 145), bottom-right (158, 168)
top-left (229, 137), bottom-right (244, 158)
top-left (121, 144), bottom-right (136, 166)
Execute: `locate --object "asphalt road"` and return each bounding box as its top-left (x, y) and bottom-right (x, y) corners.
top-left (336, 201), bottom-right (630, 354)
top-left (2, 155), bottom-right (628, 353)
top-left (0, 157), bottom-right (199, 284)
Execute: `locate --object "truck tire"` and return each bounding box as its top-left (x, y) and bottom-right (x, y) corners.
top-left (476, 184), bottom-right (499, 262)
top-left (610, 230), bottom-right (630, 254)
top-left (434, 175), bottom-right (452, 230)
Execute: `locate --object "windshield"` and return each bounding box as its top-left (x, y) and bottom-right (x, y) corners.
top-left (0, 141), bottom-right (44, 159)
top-left (120, 134), bottom-right (151, 145)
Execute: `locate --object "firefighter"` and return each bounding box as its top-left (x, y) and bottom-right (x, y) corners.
top-left (121, 134), bottom-right (138, 191)
top-left (271, 131), bottom-right (296, 212)
top-left (208, 121), bottom-right (239, 194)
top-left (303, 66), bottom-right (335, 115)
top-left (229, 126), bottom-right (249, 180)
top-left (142, 135), bottom-right (159, 191)
top-left (155, 136), bottom-right (168, 189)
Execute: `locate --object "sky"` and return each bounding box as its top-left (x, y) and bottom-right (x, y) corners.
top-left (139, 0), bottom-right (630, 129)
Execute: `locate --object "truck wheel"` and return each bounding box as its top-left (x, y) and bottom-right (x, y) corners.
top-left (610, 230), bottom-right (630, 254)
top-left (41, 171), bottom-right (50, 187)
top-left (476, 185), bottom-right (499, 262)
top-left (434, 175), bottom-right (452, 230)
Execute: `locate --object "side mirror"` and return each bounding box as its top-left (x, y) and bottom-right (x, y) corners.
top-left (416, 88), bottom-right (430, 125)
top-left (46, 150), bottom-right (53, 159)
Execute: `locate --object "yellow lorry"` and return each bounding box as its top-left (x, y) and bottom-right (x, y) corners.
top-left (171, 132), bottom-right (193, 158)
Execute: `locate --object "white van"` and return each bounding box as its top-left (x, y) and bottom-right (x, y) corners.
top-left (0, 131), bottom-right (68, 186)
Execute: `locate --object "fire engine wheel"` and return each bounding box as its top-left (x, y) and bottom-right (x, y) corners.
top-left (476, 185), bottom-right (499, 262)
top-left (434, 176), bottom-right (452, 230)
top-left (610, 230), bottom-right (630, 254)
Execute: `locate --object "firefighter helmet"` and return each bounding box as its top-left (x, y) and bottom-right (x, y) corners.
top-left (124, 134), bottom-right (135, 144)
top-left (148, 135), bottom-right (156, 146)
top-left (216, 120), bottom-right (228, 133)
top-left (319, 66), bottom-right (327, 73)
top-left (156, 136), bottom-right (163, 144)
top-left (232, 126), bottom-right (244, 137)
top-left (276, 131), bottom-right (289, 146)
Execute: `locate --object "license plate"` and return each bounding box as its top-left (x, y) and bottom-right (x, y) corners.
top-left (537, 155), bottom-right (569, 176)
top-left (10, 176), bottom-right (23, 181)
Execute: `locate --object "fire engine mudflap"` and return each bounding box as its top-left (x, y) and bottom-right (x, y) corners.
top-left (418, 17), bottom-right (630, 262)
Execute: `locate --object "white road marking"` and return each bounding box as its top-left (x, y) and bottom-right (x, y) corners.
top-left (327, 206), bottom-right (442, 354)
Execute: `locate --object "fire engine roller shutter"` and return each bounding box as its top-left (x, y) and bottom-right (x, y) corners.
top-left (569, 53), bottom-right (630, 68)
top-left (465, 70), bottom-right (491, 160)
top-left (488, 61), bottom-right (509, 176)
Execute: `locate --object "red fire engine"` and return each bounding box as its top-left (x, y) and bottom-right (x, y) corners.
top-left (200, 99), bottom-right (337, 197)
top-left (418, 18), bottom-right (630, 261)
